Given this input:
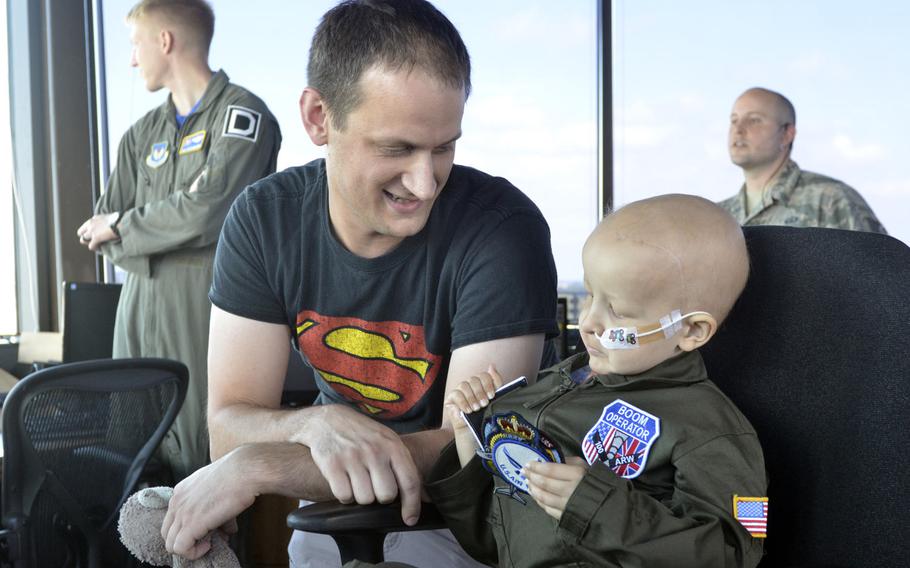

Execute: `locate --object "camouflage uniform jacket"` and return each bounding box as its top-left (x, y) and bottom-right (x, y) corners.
top-left (426, 350), bottom-right (767, 568)
top-left (95, 69), bottom-right (281, 479)
top-left (719, 159), bottom-right (886, 233)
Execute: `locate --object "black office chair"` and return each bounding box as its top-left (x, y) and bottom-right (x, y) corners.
top-left (699, 225), bottom-right (910, 566)
top-left (288, 501), bottom-right (446, 564)
top-left (0, 358), bottom-right (188, 568)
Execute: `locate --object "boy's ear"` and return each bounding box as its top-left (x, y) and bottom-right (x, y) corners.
top-left (677, 313), bottom-right (717, 352)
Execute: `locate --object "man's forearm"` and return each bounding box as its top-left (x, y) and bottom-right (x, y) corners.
top-left (402, 427), bottom-right (454, 479)
top-left (209, 402), bottom-right (324, 460)
top-left (247, 430), bottom-right (453, 503)
top-left (233, 442), bottom-right (335, 502)
top-left (209, 402), bottom-right (454, 475)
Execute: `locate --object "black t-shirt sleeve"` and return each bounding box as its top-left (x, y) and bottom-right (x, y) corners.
top-left (209, 191), bottom-right (288, 324)
top-left (450, 211), bottom-right (558, 349)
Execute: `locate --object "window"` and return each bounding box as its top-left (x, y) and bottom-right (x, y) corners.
top-left (101, 0), bottom-right (599, 288)
top-left (613, 0), bottom-right (908, 245)
top-left (0, 0), bottom-right (17, 334)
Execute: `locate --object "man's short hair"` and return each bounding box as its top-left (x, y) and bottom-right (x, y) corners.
top-left (308, 0), bottom-right (472, 130)
top-left (747, 86), bottom-right (796, 126)
top-left (127, 0), bottom-right (215, 53)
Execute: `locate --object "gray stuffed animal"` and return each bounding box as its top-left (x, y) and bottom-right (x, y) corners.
top-left (118, 487), bottom-right (240, 568)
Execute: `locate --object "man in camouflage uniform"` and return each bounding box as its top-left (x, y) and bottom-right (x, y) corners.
top-left (720, 87), bottom-right (885, 233)
top-left (76, 0), bottom-right (281, 481)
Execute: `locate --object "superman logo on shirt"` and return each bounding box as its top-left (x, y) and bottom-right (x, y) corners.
top-left (295, 311), bottom-right (442, 418)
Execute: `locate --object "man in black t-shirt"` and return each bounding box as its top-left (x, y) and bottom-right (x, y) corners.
top-left (160, 1), bottom-right (557, 564)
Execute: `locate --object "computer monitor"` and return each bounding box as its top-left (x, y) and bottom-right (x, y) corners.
top-left (62, 281), bottom-right (122, 363)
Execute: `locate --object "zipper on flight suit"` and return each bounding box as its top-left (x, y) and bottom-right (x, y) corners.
top-left (523, 366), bottom-right (581, 424)
top-left (171, 115), bottom-right (195, 192)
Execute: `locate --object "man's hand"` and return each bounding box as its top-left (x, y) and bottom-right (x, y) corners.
top-left (523, 457), bottom-right (588, 521)
top-left (162, 447), bottom-right (255, 560)
top-left (302, 404), bottom-right (422, 526)
top-left (76, 212), bottom-right (120, 251)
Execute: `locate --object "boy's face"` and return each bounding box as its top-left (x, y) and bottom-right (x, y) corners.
top-left (578, 232), bottom-right (686, 376)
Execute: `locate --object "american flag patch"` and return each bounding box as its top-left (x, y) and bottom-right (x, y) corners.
top-left (733, 495), bottom-right (768, 538)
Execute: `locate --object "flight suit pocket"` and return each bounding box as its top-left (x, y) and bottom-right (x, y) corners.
top-left (487, 498), bottom-right (515, 567)
top-left (176, 131), bottom-right (209, 191)
top-left (179, 163), bottom-right (206, 193)
top-left (135, 167), bottom-right (153, 203)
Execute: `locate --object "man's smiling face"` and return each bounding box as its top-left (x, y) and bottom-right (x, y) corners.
top-left (323, 65), bottom-right (465, 258)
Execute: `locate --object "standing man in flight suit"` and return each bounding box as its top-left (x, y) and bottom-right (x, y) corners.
top-left (77, 0), bottom-right (281, 482)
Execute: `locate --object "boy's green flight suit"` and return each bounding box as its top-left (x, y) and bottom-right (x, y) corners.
top-left (427, 350), bottom-right (767, 568)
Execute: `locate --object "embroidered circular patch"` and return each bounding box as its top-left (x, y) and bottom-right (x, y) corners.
top-left (480, 412), bottom-right (564, 494)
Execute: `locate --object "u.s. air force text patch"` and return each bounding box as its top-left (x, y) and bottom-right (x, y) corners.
top-left (145, 141), bottom-right (168, 168)
top-left (222, 105), bottom-right (261, 142)
top-left (178, 130), bottom-right (206, 154)
top-left (581, 399), bottom-right (660, 479)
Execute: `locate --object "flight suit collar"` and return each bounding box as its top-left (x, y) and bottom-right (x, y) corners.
top-left (554, 350), bottom-right (708, 391)
top-left (164, 69), bottom-right (230, 121)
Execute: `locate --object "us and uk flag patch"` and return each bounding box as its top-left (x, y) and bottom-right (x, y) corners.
top-left (581, 399), bottom-right (660, 479)
top-left (733, 495), bottom-right (769, 538)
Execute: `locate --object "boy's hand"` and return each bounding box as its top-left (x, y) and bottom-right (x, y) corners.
top-left (444, 365), bottom-right (504, 467)
top-left (444, 364), bottom-right (504, 429)
top-left (523, 457), bottom-right (588, 521)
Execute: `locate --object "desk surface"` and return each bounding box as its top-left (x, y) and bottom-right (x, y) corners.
top-left (18, 332), bottom-right (62, 365)
top-left (0, 368), bottom-right (17, 393)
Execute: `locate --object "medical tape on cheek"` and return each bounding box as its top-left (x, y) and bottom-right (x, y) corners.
top-left (595, 309), bottom-right (709, 350)
top-left (595, 326), bottom-right (640, 350)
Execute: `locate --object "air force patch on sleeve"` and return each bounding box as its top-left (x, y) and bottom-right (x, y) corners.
top-left (581, 399), bottom-right (660, 479)
top-left (222, 105), bottom-right (261, 142)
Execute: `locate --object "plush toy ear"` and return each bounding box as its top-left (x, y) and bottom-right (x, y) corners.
top-left (119, 486), bottom-right (242, 568)
top-left (118, 487), bottom-right (175, 566)
top-left (203, 533), bottom-right (244, 568)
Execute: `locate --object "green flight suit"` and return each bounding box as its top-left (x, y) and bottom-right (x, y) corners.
top-left (95, 69), bottom-right (281, 481)
top-left (426, 351), bottom-right (767, 568)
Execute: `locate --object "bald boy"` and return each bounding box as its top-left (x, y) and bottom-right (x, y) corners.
top-left (432, 195), bottom-right (768, 567)
top-left (721, 87), bottom-right (885, 233)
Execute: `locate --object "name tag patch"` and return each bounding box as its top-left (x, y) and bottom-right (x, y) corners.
top-left (178, 130), bottom-right (207, 154)
top-left (581, 399), bottom-right (660, 479)
top-left (222, 105), bottom-right (261, 142)
top-left (145, 141), bottom-right (169, 168)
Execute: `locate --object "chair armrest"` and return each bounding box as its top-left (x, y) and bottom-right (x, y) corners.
top-left (0, 526), bottom-right (22, 563)
top-left (287, 501), bottom-right (445, 535)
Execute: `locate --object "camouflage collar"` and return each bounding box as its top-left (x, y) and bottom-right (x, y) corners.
top-left (736, 159), bottom-right (801, 222)
top-left (765, 159), bottom-right (802, 204)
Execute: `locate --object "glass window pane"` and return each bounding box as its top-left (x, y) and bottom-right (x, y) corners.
top-left (101, 0), bottom-right (598, 288)
top-left (613, 0), bottom-right (908, 245)
top-left (0, 0), bottom-right (17, 334)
